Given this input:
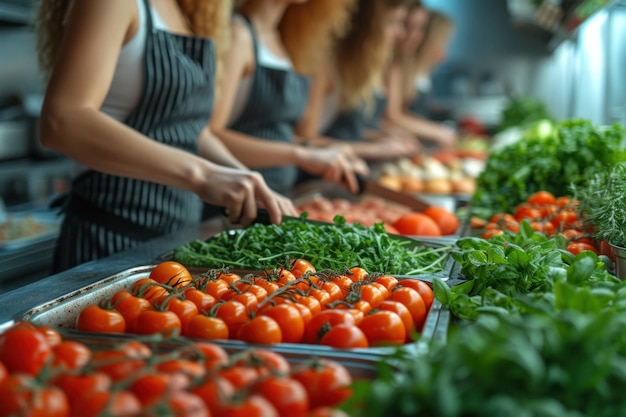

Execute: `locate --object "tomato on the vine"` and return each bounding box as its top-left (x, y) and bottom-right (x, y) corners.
top-left (184, 288), bottom-right (217, 314)
top-left (514, 204), bottom-right (542, 221)
top-left (551, 209), bottom-right (579, 229)
top-left (391, 287), bottom-right (427, 331)
top-left (397, 279), bottom-right (434, 310)
top-left (214, 300), bottom-right (248, 337)
top-left (193, 342), bottom-right (229, 371)
top-left (53, 372), bottom-right (112, 407)
top-left (71, 390), bottom-right (141, 417)
top-left (291, 359), bottom-right (352, 408)
top-left (253, 376), bottom-right (309, 417)
top-left (566, 242), bottom-right (599, 255)
top-left (359, 311), bottom-right (406, 346)
top-left (527, 191), bottom-right (556, 206)
top-left (134, 309), bottom-right (181, 337)
top-left (379, 300), bottom-right (414, 337)
top-left (52, 340), bottom-right (91, 371)
top-left (112, 291), bottom-right (152, 333)
top-left (218, 394), bottom-right (279, 417)
top-left (290, 259), bottom-right (316, 279)
top-left (260, 304), bottom-right (305, 343)
top-left (131, 278), bottom-right (169, 303)
top-left (155, 295), bottom-right (199, 333)
top-left (237, 316), bottom-right (282, 344)
top-left (303, 309), bottom-right (355, 344)
top-left (185, 314), bottom-right (229, 340)
top-left (149, 261), bottom-right (192, 288)
top-left (0, 374), bottom-right (69, 417)
top-left (76, 305), bottom-right (126, 334)
top-left (319, 324), bottom-right (369, 349)
top-left (191, 376), bottom-right (235, 415)
top-left (358, 285), bottom-right (384, 309)
top-left (0, 324), bottom-right (51, 376)
top-left (36, 326), bottom-right (62, 347)
top-left (236, 349), bottom-right (291, 377)
top-left (347, 267), bottom-right (369, 282)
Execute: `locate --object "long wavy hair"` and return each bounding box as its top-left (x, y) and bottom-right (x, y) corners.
top-left (37, 0), bottom-right (232, 79)
top-left (400, 10), bottom-right (453, 105)
top-left (236, 0), bottom-right (356, 76)
top-left (334, 0), bottom-right (409, 110)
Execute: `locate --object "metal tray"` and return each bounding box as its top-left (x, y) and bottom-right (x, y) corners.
top-left (20, 264), bottom-right (448, 355)
top-left (0, 212), bottom-right (61, 251)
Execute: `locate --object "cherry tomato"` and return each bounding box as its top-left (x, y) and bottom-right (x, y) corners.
top-left (303, 309), bottom-right (356, 344)
top-left (156, 296), bottom-right (199, 333)
top-left (0, 361), bottom-right (6, 383)
top-left (252, 277), bottom-right (280, 295)
top-left (219, 394), bottom-right (279, 417)
top-left (260, 304), bottom-right (305, 343)
top-left (481, 229), bottom-right (504, 239)
top-left (131, 278), bottom-right (169, 303)
top-left (214, 300), bottom-right (248, 338)
top-left (291, 303), bottom-right (313, 328)
top-left (130, 373), bottom-right (181, 407)
top-left (551, 209), bottom-right (579, 229)
top-left (71, 390), bottom-right (141, 417)
top-left (331, 275), bottom-right (354, 297)
top-left (514, 204), bottom-right (542, 221)
top-left (319, 324), bottom-right (369, 349)
top-left (539, 204), bottom-right (559, 219)
top-left (379, 300), bottom-right (415, 337)
top-left (359, 285), bottom-right (384, 309)
top-left (278, 269), bottom-right (297, 286)
top-left (396, 279), bottom-right (434, 310)
top-left (489, 213), bottom-right (516, 224)
top-left (156, 359), bottom-right (206, 381)
top-left (290, 259), bottom-right (316, 279)
top-left (235, 283), bottom-right (269, 303)
top-left (193, 342), bottom-right (229, 371)
top-left (527, 190), bottom-right (556, 206)
top-left (237, 316), bottom-right (283, 344)
top-left (253, 376), bottom-right (309, 417)
top-left (113, 292), bottom-right (152, 333)
top-left (76, 305), bottom-right (126, 334)
top-left (347, 267), bottom-right (368, 282)
top-left (309, 289), bottom-right (332, 307)
top-left (218, 272), bottom-right (242, 285)
top-left (168, 391), bottom-right (209, 417)
top-left (0, 325), bottom-right (51, 376)
top-left (566, 242), bottom-right (600, 255)
top-left (291, 359), bottom-right (352, 408)
top-left (191, 376), bottom-right (235, 415)
top-left (359, 311), bottom-right (406, 346)
top-left (0, 374), bottom-right (68, 417)
top-left (292, 295), bottom-right (322, 316)
top-left (530, 221), bottom-right (556, 236)
top-left (319, 281), bottom-right (343, 302)
top-left (373, 275), bottom-right (399, 293)
top-left (231, 292), bottom-right (261, 312)
top-left (204, 278), bottom-right (230, 299)
top-left (392, 287), bottom-right (427, 331)
top-left (91, 350), bottom-right (145, 383)
top-left (150, 261), bottom-right (193, 288)
top-left (134, 309), bottom-right (181, 337)
top-left (556, 196), bottom-right (578, 208)
top-left (185, 314), bottom-right (229, 340)
top-left (184, 288), bottom-right (217, 314)
top-left (36, 326), bottom-right (62, 347)
top-left (218, 365), bottom-right (259, 390)
top-left (53, 372), bottom-right (112, 406)
top-left (52, 340), bottom-right (91, 371)
top-left (235, 349), bottom-right (291, 377)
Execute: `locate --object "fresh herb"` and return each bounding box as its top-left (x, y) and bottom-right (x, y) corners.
top-left (575, 163), bottom-right (626, 248)
top-left (173, 217), bottom-right (451, 275)
top-left (499, 97), bottom-right (553, 132)
top-left (344, 309), bottom-right (626, 417)
top-left (473, 119), bottom-right (625, 216)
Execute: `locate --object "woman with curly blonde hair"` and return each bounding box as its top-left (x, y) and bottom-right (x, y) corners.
top-left (382, 7), bottom-right (457, 148)
top-left (298, 0), bottom-right (421, 161)
top-left (37, 0), bottom-right (294, 272)
top-left (209, 0), bottom-right (367, 198)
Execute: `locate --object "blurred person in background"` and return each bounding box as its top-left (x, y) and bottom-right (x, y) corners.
top-left (208, 0), bottom-right (367, 205)
top-left (37, 0), bottom-right (292, 272)
top-left (298, 0), bottom-right (421, 162)
top-left (382, 6), bottom-right (457, 149)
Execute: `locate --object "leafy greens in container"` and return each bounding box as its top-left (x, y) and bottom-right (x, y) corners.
top-left (473, 119), bottom-right (625, 216)
top-left (173, 217), bottom-right (451, 275)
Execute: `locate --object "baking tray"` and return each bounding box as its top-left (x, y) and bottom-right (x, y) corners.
top-left (20, 264), bottom-right (448, 355)
top-left (0, 211), bottom-right (61, 251)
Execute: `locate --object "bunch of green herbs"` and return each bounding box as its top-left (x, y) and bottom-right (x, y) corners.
top-left (173, 217), bottom-right (450, 275)
top-left (472, 119), bottom-right (625, 217)
top-left (499, 97), bottom-right (553, 132)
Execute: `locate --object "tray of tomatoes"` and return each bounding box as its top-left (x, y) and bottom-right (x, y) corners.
top-left (20, 260), bottom-right (445, 355)
top-left (0, 320), bottom-right (372, 417)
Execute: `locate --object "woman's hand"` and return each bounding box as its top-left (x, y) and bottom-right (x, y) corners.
top-left (295, 146), bottom-right (369, 193)
top-left (192, 164), bottom-right (288, 226)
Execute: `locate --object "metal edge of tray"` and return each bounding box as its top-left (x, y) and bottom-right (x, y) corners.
top-left (17, 264), bottom-right (446, 357)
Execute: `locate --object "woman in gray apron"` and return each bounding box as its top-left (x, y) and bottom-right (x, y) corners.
top-left (297, 0), bottom-right (420, 162)
top-left (209, 0), bottom-right (366, 198)
top-left (37, 0), bottom-right (290, 272)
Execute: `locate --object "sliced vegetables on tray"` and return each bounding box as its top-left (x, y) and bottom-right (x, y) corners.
top-left (174, 218), bottom-right (452, 275)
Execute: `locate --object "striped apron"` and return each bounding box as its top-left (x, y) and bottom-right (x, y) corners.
top-left (323, 103), bottom-right (367, 142)
top-left (228, 16), bottom-right (310, 196)
top-left (52, 0), bottom-right (215, 272)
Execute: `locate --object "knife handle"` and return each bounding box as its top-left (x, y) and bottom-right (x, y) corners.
top-left (221, 207), bottom-right (272, 226)
top-left (356, 174), bottom-right (367, 195)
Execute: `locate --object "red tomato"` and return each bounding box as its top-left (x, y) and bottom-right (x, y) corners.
top-left (0, 325), bottom-right (51, 376)
top-left (319, 281), bottom-right (343, 303)
top-left (253, 376), bottom-right (309, 417)
top-left (527, 191), bottom-right (556, 206)
top-left (393, 213), bottom-right (442, 236)
top-left (292, 295), bottom-right (322, 316)
top-left (219, 394), bottom-right (279, 417)
top-left (149, 261), bottom-right (193, 288)
top-left (131, 278), bottom-right (169, 303)
top-left (551, 209), bottom-right (579, 229)
top-left (218, 272), bottom-right (242, 285)
top-left (514, 204), bottom-right (542, 221)
top-left (237, 316), bottom-right (283, 344)
top-left (91, 350), bottom-right (145, 383)
top-left (234, 349), bottom-right (291, 378)
top-left (373, 275), bottom-right (399, 293)
top-left (0, 361), bottom-right (6, 383)
top-left (53, 372), bottom-right (112, 406)
top-left (185, 314), bottom-right (229, 340)
top-left (358, 311), bottom-right (406, 346)
top-left (134, 309), bottom-right (181, 337)
top-left (555, 196), bottom-right (578, 208)
top-left (347, 267), bottom-right (369, 282)
top-left (204, 278), bottom-right (230, 299)
top-left (194, 342), bottom-right (229, 371)
top-left (52, 340), bottom-right (91, 371)
top-left (331, 275), bottom-right (355, 297)
top-left (191, 376), bottom-right (235, 415)
top-left (489, 213), bottom-right (516, 224)
top-left (481, 229), bottom-right (504, 239)
top-left (71, 390), bottom-right (141, 417)
top-left (215, 300), bottom-right (249, 338)
top-left (290, 259), bottom-right (316, 279)
top-left (319, 324), bottom-right (369, 349)
top-left (423, 206), bottom-right (460, 235)
top-left (530, 221), bottom-right (556, 236)
top-left (36, 326), bottom-right (62, 348)
top-left (218, 366), bottom-right (259, 390)
top-left (397, 279), bottom-right (434, 310)
top-left (113, 291), bottom-right (152, 333)
top-left (566, 242), bottom-right (599, 255)
top-left (260, 304), bottom-right (305, 343)
top-left (76, 305), bottom-right (126, 334)
top-left (291, 303), bottom-right (313, 329)
top-left (130, 373), bottom-right (181, 407)
top-left (291, 359), bottom-right (352, 408)
top-left (379, 300), bottom-right (415, 337)
top-left (156, 296), bottom-right (199, 333)
top-left (0, 374), bottom-right (68, 417)
top-left (168, 391), bottom-right (209, 417)
top-left (156, 359), bottom-right (206, 382)
top-left (359, 285), bottom-right (384, 309)
top-left (392, 287), bottom-right (427, 331)
top-left (303, 310), bottom-right (356, 344)
top-left (184, 288), bottom-right (217, 314)
top-left (309, 289), bottom-right (331, 308)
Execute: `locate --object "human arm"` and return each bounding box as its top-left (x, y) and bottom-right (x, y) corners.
top-left (39, 0), bottom-right (284, 225)
top-left (384, 63), bottom-right (457, 148)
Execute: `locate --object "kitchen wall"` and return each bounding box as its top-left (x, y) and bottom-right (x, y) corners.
top-left (0, 26), bottom-right (43, 98)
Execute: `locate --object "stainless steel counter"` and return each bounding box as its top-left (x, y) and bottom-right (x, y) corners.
top-left (0, 218), bottom-right (224, 324)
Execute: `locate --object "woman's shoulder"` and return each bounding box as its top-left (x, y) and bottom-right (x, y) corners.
top-left (230, 15), bottom-right (253, 47)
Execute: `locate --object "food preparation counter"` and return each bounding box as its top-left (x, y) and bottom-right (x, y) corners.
top-left (0, 217), bottom-right (224, 324)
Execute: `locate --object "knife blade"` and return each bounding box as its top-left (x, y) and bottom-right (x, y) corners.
top-left (356, 176), bottom-right (431, 212)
